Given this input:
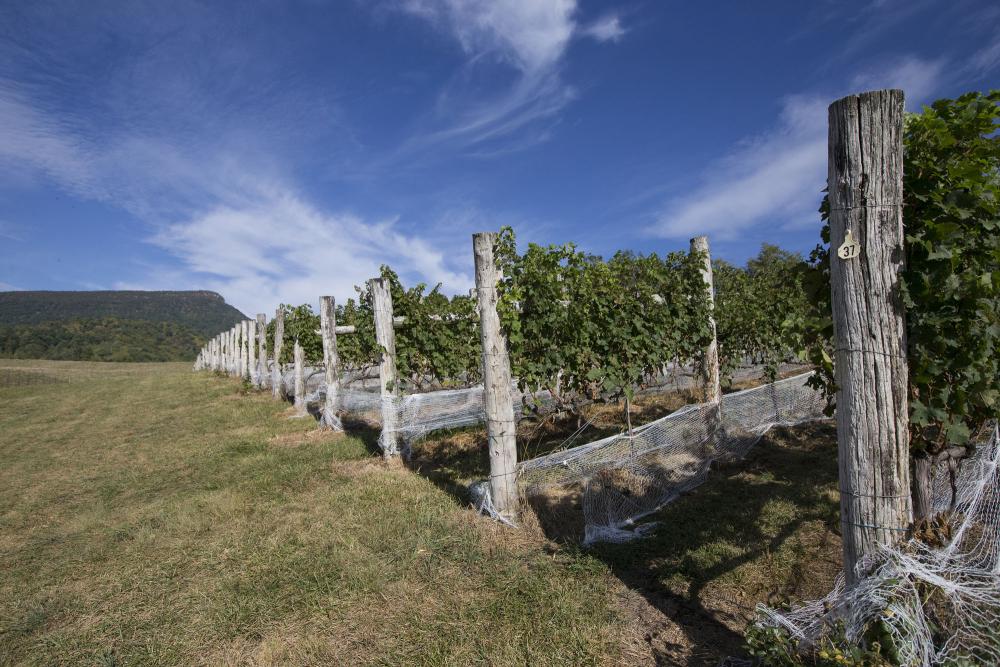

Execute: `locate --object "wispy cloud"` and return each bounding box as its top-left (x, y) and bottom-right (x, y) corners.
top-left (0, 5), bottom-right (473, 314)
top-left (970, 37), bottom-right (1000, 74)
top-left (849, 55), bottom-right (946, 104)
top-left (0, 219), bottom-right (25, 242)
top-left (144, 184), bottom-right (471, 315)
top-left (651, 56), bottom-right (945, 240)
top-left (581, 15), bottom-right (626, 43)
top-left (387, 0), bottom-right (624, 155)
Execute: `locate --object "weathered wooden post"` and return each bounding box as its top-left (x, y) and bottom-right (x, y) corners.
top-left (235, 323), bottom-right (244, 378)
top-left (272, 307), bottom-right (285, 399)
top-left (369, 278), bottom-right (401, 458)
top-left (242, 320), bottom-right (251, 380)
top-left (229, 326), bottom-right (237, 375)
top-left (473, 232), bottom-right (518, 522)
top-left (319, 295), bottom-right (343, 431)
top-left (247, 319), bottom-right (258, 386)
top-left (228, 328), bottom-right (235, 374)
top-left (690, 235), bottom-right (721, 404)
top-left (293, 340), bottom-right (307, 416)
top-left (828, 89), bottom-right (911, 585)
top-left (256, 313), bottom-right (267, 388)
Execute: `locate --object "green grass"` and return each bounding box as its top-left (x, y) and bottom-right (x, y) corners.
top-left (0, 362), bottom-right (621, 666)
top-left (0, 361), bottom-right (842, 666)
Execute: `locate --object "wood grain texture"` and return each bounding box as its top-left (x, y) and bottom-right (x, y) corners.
top-left (273, 307), bottom-right (285, 399)
top-left (828, 89), bottom-right (911, 585)
top-left (369, 278), bottom-right (400, 458)
top-left (247, 319), bottom-right (257, 386)
top-left (319, 296), bottom-right (343, 431)
top-left (293, 340), bottom-right (306, 416)
top-left (256, 314), bottom-right (267, 388)
top-left (473, 232), bottom-right (518, 521)
top-left (690, 236), bottom-right (721, 404)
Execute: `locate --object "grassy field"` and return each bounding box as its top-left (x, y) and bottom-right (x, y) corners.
top-left (0, 361), bottom-right (841, 666)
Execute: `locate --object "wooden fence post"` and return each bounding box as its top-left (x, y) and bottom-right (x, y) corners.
top-left (256, 313), bottom-right (267, 388)
top-left (473, 232), bottom-right (518, 522)
top-left (247, 319), bottom-right (258, 386)
top-left (293, 340), bottom-right (307, 416)
top-left (235, 323), bottom-right (243, 378)
top-left (230, 326), bottom-right (237, 376)
top-left (828, 89), bottom-right (911, 585)
top-left (272, 307), bottom-right (285, 399)
top-left (319, 295), bottom-right (343, 430)
top-left (242, 321), bottom-right (251, 380)
top-left (690, 235), bottom-right (721, 404)
top-left (369, 278), bottom-right (400, 459)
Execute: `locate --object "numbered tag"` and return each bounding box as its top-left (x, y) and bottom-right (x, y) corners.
top-left (837, 230), bottom-right (861, 260)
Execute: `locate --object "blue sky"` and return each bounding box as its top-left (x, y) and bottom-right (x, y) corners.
top-left (1, 0), bottom-right (998, 316)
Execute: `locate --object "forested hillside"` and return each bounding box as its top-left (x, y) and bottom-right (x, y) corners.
top-left (0, 291), bottom-right (246, 361)
top-left (0, 290), bottom-right (246, 337)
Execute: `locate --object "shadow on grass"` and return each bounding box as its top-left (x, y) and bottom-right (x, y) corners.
top-left (402, 397), bottom-right (840, 663)
top-left (335, 386), bottom-right (840, 664)
top-left (555, 421), bottom-right (841, 665)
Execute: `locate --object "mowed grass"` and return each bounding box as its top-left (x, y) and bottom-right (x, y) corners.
top-left (0, 361), bottom-right (842, 666)
top-left (0, 361), bottom-right (621, 666)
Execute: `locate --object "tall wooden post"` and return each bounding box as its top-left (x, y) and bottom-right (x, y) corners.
top-left (230, 326), bottom-right (238, 376)
top-left (256, 313), bottom-right (267, 388)
top-left (293, 340), bottom-right (307, 416)
top-left (319, 296), bottom-right (343, 431)
top-left (242, 321), bottom-right (251, 380)
top-left (829, 89), bottom-right (910, 585)
top-left (272, 307), bottom-right (285, 399)
top-left (473, 232), bottom-right (518, 522)
top-left (690, 236), bottom-right (721, 404)
top-left (229, 329), bottom-right (233, 370)
top-left (370, 278), bottom-right (400, 458)
top-left (247, 319), bottom-right (258, 386)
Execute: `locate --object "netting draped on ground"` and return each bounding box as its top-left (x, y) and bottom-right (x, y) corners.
top-left (755, 424), bottom-right (1000, 666)
top-left (517, 372), bottom-right (828, 544)
top-left (274, 363), bottom-right (826, 544)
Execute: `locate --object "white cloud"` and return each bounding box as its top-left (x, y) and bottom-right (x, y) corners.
top-left (971, 38), bottom-right (1000, 74)
top-left (581, 15), bottom-right (626, 43)
top-left (651, 56), bottom-right (944, 240)
top-left (0, 219), bottom-right (24, 241)
top-left (0, 80), bottom-right (472, 315)
top-left (652, 96), bottom-right (827, 240)
top-left (389, 0), bottom-right (623, 154)
top-left (0, 282), bottom-right (19, 291)
top-left (849, 56), bottom-right (946, 106)
top-left (0, 82), bottom-right (100, 200)
top-left (146, 185), bottom-right (472, 316)
top-left (396, 0), bottom-right (576, 74)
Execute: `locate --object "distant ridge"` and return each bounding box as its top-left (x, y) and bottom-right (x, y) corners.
top-left (0, 290), bottom-right (247, 362)
top-left (0, 290), bottom-right (247, 338)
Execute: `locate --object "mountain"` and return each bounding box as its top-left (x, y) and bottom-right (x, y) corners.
top-left (0, 290), bottom-right (246, 338)
top-left (0, 290), bottom-right (247, 362)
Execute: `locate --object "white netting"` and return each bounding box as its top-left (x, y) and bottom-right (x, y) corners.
top-left (754, 425), bottom-right (1000, 666)
top-left (516, 372), bottom-right (828, 544)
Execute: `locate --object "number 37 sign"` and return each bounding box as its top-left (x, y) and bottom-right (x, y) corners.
top-left (838, 230), bottom-right (861, 260)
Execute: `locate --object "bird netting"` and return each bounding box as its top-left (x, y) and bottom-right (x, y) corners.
top-left (516, 371), bottom-right (828, 544)
top-left (273, 362), bottom-right (827, 545)
top-left (751, 424), bottom-right (1000, 666)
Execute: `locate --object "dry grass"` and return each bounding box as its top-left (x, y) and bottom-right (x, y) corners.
top-left (0, 360), bottom-right (622, 666)
top-left (1, 360), bottom-right (842, 666)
